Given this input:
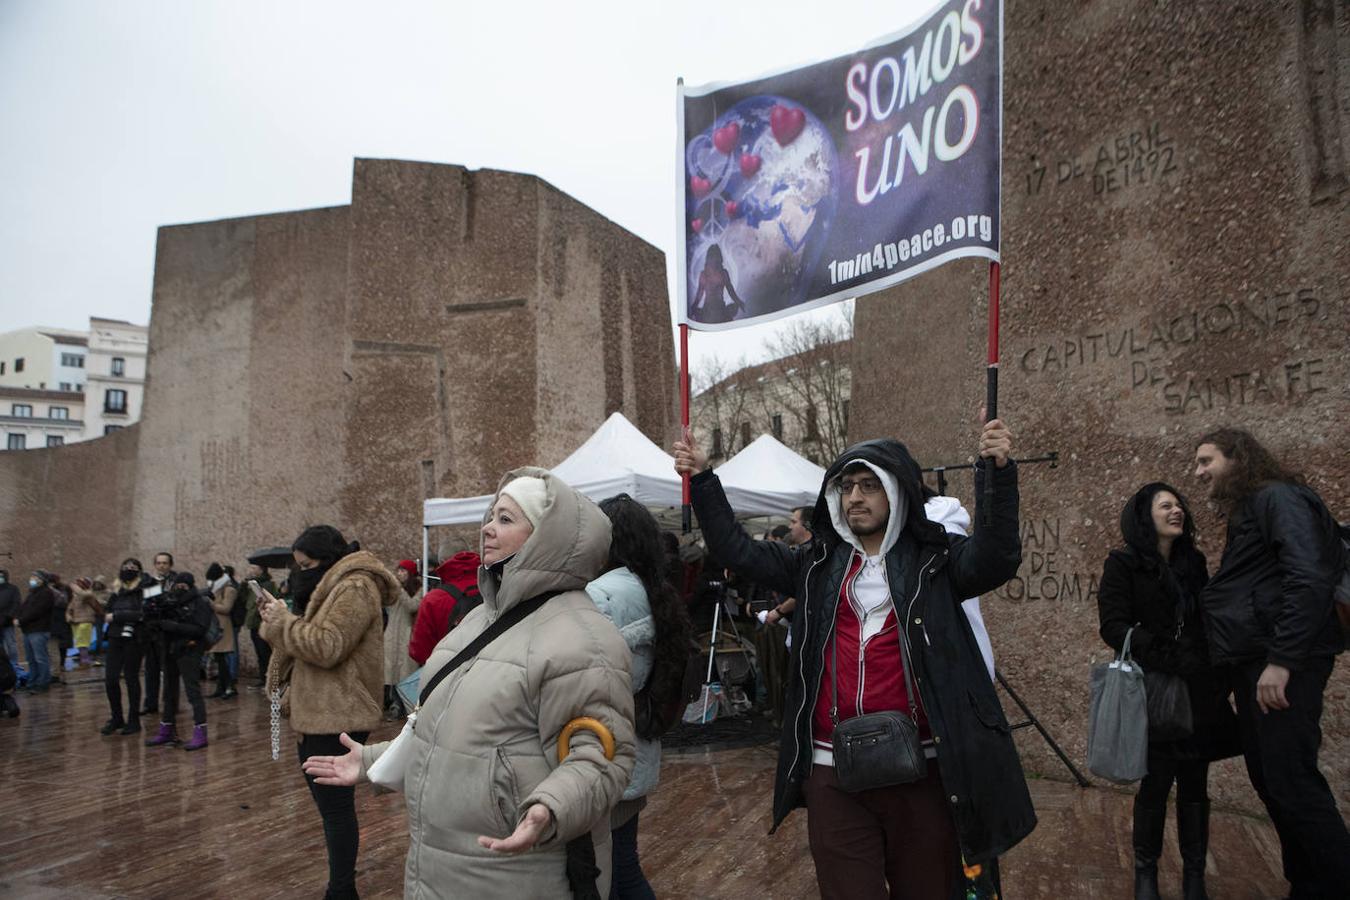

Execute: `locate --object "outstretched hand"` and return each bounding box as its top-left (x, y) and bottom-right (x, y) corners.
top-left (300, 732), bottom-right (364, 786)
top-left (477, 802), bottom-right (553, 854)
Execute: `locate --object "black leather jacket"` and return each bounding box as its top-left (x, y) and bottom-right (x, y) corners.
top-left (1200, 482), bottom-right (1345, 669)
top-left (691, 439), bottom-right (1034, 864)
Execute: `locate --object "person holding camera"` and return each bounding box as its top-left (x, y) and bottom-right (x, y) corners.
top-left (145, 572), bottom-right (214, 750)
top-left (102, 559), bottom-right (153, 735)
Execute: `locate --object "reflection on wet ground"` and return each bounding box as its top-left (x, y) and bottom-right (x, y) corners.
top-left (0, 676), bottom-right (1287, 898)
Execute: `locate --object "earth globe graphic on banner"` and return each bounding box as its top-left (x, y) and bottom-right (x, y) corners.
top-left (685, 95), bottom-right (840, 325)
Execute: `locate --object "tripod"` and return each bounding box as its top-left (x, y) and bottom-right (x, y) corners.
top-left (699, 581), bottom-right (753, 722)
top-left (920, 451), bottom-right (1088, 787)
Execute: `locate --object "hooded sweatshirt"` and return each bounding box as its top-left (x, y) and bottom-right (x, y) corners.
top-left (811, 459), bottom-right (925, 765)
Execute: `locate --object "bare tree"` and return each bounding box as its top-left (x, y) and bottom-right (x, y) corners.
top-left (691, 353), bottom-right (763, 461)
top-left (691, 304), bottom-right (853, 465)
top-left (756, 306), bottom-right (853, 462)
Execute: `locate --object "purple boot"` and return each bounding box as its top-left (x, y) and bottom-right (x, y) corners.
top-left (183, 724), bottom-right (208, 751)
top-left (145, 722), bottom-right (177, 746)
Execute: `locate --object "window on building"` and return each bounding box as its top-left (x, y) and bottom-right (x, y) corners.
top-left (105, 389), bottom-right (128, 413)
top-left (0, 362), bottom-right (5, 374)
top-left (111, 357), bottom-right (126, 377)
top-left (740, 421), bottom-right (752, 449)
top-left (46, 435), bottom-right (64, 447)
top-left (6, 434), bottom-right (25, 450)
top-left (61, 353), bottom-right (85, 368)
top-left (772, 414), bottom-right (783, 440)
top-left (14, 358), bottom-right (24, 373)
top-left (806, 405), bottom-right (820, 439)
top-left (104, 425), bottom-right (123, 435)
top-left (59, 382), bottom-right (71, 392)
top-left (11, 404), bottom-right (32, 417)
top-left (711, 428), bottom-right (724, 458)
top-left (50, 407), bottom-right (69, 420)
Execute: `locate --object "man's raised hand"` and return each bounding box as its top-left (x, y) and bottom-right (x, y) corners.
top-left (673, 431), bottom-right (710, 476)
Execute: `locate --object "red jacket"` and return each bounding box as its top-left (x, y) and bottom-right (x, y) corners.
top-left (408, 552), bottom-right (481, 666)
top-left (812, 552), bottom-right (928, 756)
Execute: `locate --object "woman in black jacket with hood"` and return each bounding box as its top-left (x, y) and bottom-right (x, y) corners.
top-left (1097, 483), bottom-right (1239, 900)
top-left (102, 557), bottom-right (153, 735)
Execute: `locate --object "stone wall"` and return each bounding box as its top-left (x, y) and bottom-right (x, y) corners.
top-left (849, 0), bottom-right (1349, 816)
top-left (0, 427), bottom-right (140, 581)
top-left (0, 159), bottom-right (675, 676)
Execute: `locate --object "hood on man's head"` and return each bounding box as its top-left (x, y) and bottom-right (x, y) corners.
top-left (171, 572), bottom-right (196, 589)
top-left (812, 438), bottom-right (945, 553)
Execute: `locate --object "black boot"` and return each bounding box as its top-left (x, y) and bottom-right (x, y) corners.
top-left (1133, 796), bottom-right (1166, 900)
top-left (1177, 800), bottom-right (1210, 900)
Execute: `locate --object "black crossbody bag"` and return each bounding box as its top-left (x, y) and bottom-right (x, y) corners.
top-left (829, 601), bottom-right (928, 793)
top-left (417, 589), bottom-right (557, 706)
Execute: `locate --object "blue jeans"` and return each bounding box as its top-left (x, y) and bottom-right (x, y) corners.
top-left (23, 631), bottom-right (51, 689)
top-left (1, 625), bottom-right (18, 675)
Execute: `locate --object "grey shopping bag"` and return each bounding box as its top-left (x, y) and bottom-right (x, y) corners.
top-left (1086, 627), bottom-right (1149, 784)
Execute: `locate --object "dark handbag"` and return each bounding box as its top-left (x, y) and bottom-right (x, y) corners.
top-left (829, 607), bottom-right (926, 793)
top-left (1144, 670), bottom-right (1193, 741)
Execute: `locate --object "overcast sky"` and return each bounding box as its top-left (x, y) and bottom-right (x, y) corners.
top-left (0, 0), bottom-right (931, 370)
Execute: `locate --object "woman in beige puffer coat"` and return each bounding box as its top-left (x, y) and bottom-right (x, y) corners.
top-left (302, 468), bottom-right (637, 899)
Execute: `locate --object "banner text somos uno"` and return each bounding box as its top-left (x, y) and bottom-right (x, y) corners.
top-left (677, 0), bottom-right (1002, 331)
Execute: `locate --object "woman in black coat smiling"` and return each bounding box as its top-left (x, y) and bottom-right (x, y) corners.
top-left (1097, 482), bottom-right (1239, 900)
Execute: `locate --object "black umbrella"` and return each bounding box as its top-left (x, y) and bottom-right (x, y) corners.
top-left (247, 546), bottom-right (294, 570)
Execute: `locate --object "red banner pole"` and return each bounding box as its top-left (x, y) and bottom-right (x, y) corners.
top-left (982, 261), bottom-right (1000, 526)
top-left (679, 323), bottom-right (692, 533)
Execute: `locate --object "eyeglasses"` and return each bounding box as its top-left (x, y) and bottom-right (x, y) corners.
top-left (831, 476), bottom-right (883, 496)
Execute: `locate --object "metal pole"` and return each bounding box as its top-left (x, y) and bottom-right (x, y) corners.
top-left (996, 669), bottom-right (1090, 787)
top-left (421, 526), bottom-right (429, 596)
top-left (982, 261), bottom-right (1001, 527)
top-left (701, 593), bottom-right (722, 722)
top-left (680, 323), bottom-right (692, 534)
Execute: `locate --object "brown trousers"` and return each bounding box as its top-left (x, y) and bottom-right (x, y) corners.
top-left (803, 762), bottom-right (958, 900)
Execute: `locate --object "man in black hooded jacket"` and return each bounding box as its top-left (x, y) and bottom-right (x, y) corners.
top-left (675, 417), bottom-right (1034, 898)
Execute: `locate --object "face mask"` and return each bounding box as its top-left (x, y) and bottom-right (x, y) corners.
top-left (29, 579), bottom-right (40, 589)
top-left (120, 568), bottom-right (140, 583)
top-left (0, 575), bottom-right (6, 584)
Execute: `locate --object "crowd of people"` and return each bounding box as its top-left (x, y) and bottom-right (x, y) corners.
top-left (3, 420), bottom-right (1347, 900)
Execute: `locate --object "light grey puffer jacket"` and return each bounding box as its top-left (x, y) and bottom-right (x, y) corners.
top-left (585, 567), bottom-right (660, 801)
top-left (361, 467), bottom-right (636, 899)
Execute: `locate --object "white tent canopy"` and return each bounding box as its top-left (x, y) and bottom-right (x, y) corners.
top-left (422, 412), bottom-right (683, 527)
top-left (715, 433), bottom-right (826, 516)
top-left (422, 413), bottom-right (825, 528)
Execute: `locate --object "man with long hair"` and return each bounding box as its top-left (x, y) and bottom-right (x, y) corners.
top-left (1193, 427), bottom-right (1350, 897)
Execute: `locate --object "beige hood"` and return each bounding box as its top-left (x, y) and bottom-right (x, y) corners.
top-left (479, 465), bottom-right (613, 615)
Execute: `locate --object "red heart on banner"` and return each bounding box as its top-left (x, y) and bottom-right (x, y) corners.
top-left (690, 176), bottom-right (712, 198)
top-left (725, 201), bottom-right (739, 218)
top-left (739, 153), bottom-right (761, 178)
top-left (713, 122), bottom-right (740, 155)
top-left (770, 104), bottom-right (806, 146)
top-left (691, 217), bottom-right (704, 233)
